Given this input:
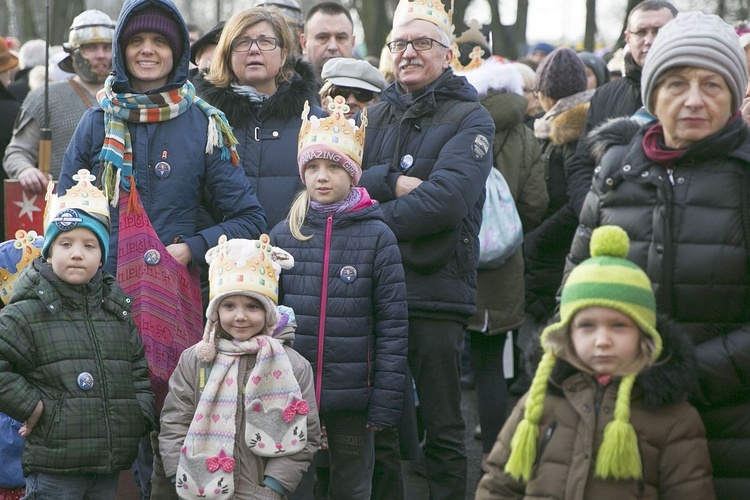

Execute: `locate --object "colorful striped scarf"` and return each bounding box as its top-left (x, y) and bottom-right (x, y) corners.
top-left (96, 74), bottom-right (240, 212)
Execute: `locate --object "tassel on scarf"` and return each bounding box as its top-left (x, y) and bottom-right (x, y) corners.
top-left (127, 175), bottom-right (142, 215)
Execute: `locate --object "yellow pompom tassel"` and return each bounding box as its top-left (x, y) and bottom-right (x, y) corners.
top-left (595, 374), bottom-right (642, 479)
top-left (504, 417), bottom-right (539, 482)
top-left (595, 419), bottom-right (642, 479)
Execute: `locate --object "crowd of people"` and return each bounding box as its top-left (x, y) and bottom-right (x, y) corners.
top-left (1, 0), bottom-right (749, 499)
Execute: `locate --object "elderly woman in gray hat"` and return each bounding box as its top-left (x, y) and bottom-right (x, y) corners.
top-left (566, 12), bottom-right (750, 498)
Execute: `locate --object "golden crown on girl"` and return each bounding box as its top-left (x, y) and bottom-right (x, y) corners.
top-left (393, 0), bottom-right (454, 36)
top-left (206, 234), bottom-right (294, 304)
top-left (298, 96), bottom-right (367, 168)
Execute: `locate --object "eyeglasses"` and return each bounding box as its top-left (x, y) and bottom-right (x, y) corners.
top-left (329, 85), bottom-right (375, 102)
top-left (231, 36), bottom-right (280, 52)
top-left (628, 27), bottom-right (660, 39)
top-left (386, 37), bottom-right (447, 54)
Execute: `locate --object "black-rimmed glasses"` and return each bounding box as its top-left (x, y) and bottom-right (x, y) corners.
top-left (329, 85), bottom-right (375, 102)
top-left (231, 36), bottom-right (280, 52)
top-left (386, 37), bottom-right (447, 54)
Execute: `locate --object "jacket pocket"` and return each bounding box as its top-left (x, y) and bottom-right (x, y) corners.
top-left (42, 395), bottom-right (65, 443)
top-left (399, 226), bottom-right (460, 274)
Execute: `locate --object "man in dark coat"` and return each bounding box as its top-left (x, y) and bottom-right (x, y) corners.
top-left (566, 0), bottom-right (677, 215)
top-left (358, 2), bottom-right (494, 498)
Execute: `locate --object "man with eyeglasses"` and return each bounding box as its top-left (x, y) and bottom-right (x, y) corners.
top-left (319, 58), bottom-right (386, 119)
top-left (300, 2), bottom-right (355, 81)
top-left (358, 1), bottom-right (494, 498)
top-left (565, 0), bottom-right (677, 216)
top-left (4, 9), bottom-right (115, 195)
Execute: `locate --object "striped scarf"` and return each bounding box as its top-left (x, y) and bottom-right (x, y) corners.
top-left (96, 74), bottom-right (240, 213)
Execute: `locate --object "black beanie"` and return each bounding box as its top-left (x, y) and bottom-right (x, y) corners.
top-left (535, 47), bottom-right (587, 100)
top-left (120, 5), bottom-right (183, 63)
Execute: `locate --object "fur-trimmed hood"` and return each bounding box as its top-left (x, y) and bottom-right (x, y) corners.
top-left (546, 101), bottom-right (590, 145)
top-left (197, 56), bottom-right (319, 127)
top-left (585, 115), bottom-right (642, 164)
top-left (531, 316), bottom-right (698, 409)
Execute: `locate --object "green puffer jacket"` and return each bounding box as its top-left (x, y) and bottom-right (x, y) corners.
top-left (0, 258), bottom-right (154, 476)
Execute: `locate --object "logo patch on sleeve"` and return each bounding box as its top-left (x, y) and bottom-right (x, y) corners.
top-left (472, 134), bottom-right (490, 160)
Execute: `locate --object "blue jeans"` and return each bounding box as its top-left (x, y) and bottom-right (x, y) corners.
top-left (23, 471), bottom-right (119, 500)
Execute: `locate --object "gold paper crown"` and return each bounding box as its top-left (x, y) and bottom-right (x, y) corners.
top-left (298, 96), bottom-right (367, 168)
top-left (44, 169), bottom-right (110, 233)
top-left (0, 230), bottom-right (43, 305)
top-left (393, 0), bottom-right (454, 36)
top-left (206, 234), bottom-right (295, 304)
top-left (451, 19), bottom-right (488, 73)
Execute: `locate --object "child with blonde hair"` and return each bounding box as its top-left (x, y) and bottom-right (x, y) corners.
top-left (477, 226), bottom-right (715, 499)
top-left (159, 235), bottom-right (320, 499)
top-left (270, 97), bottom-right (408, 499)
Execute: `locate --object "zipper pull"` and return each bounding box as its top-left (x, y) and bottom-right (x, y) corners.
top-left (666, 168), bottom-right (675, 186)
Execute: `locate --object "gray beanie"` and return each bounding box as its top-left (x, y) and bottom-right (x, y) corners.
top-left (535, 47), bottom-right (587, 101)
top-left (641, 11), bottom-right (747, 115)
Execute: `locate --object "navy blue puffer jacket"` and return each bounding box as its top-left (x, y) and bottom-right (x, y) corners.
top-left (270, 199), bottom-right (408, 427)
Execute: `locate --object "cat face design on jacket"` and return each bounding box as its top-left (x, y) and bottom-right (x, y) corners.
top-left (245, 393), bottom-right (309, 456)
top-left (176, 447), bottom-right (234, 499)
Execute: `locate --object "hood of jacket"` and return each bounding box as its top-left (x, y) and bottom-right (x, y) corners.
top-left (481, 91), bottom-right (527, 131)
top-left (197, 56), bottom-right (319, 127)
top-left (546, 316), bottom-right (698, 409)
top-left (111, 0), bottom-right (190, 94)
top-left (585, 115), bottom-right (643, 164)
top-left (380, 67), bottom-right (479, 112)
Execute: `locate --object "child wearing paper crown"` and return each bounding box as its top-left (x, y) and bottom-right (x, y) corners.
top-left (158, 234), bottom-right (320, 499)
top-left (476, 226), bottom-right (715, 499)
top-left (269, 96), bottom-right (408, 499)
top-left (0, 169), bottom-right (155, 499)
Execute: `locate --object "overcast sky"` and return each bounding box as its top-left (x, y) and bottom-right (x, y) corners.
top-left (465, 0), bottom-right (703, 47)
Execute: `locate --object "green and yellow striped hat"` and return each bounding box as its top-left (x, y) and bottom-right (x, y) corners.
top-left (505, 225), bottom-right (661, 483)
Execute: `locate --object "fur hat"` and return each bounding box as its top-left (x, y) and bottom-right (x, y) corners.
top-left (641, 11), bottom-right (747, 115)
top-left (505, 225), bottom-right (662, 483)
top-left (535, 47), bottom-right (587, 101)
top-left (42, 169), bottom-right (111, 264)
top-left (197, 234), bottom-right (295, 362)
top-left (120, 5), bottom-right (183, 63)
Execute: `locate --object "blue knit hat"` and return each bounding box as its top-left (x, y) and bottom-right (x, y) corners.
top-left (42, 169), bottom-right (111, 264)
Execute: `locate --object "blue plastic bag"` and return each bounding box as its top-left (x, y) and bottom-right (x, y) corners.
top-left (478, 168), bottom-right (523, 269)
top-left (0, 413), bottom-right (25, 488)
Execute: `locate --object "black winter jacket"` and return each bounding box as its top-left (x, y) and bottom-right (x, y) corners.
top-left (567, 116), bottom-right (750, 497)
top-left (270, 200), bottom-right (408, 427)
top-left (359, 69), bottom-right (494, 319)
top-left (0, 259), bottom-right (154, 476)
top-left (198, 58), bottom-right (324, 228)
top-left (566, 54), bottom-right (643, 215)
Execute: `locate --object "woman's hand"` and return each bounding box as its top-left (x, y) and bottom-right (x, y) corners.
top-left (166, 242), bottom-right (192, 266)
top-left (19, 400), bottom-right (44, 437)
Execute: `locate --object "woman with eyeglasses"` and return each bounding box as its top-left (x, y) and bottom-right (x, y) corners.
top-left (198, 7), bottom-right (324, 229)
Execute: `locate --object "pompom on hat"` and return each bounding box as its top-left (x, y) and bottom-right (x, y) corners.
top-left (641, 11), bottom-right (747, 115)
top-left (196, 234), bottom-right (295, 362)
top-left (505, 226), bottom-right (662, 483)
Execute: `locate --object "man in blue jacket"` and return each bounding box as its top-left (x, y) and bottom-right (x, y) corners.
top-left (359, 1), bottom-right (494, 497)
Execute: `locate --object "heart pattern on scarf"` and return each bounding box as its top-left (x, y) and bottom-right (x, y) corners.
top-left (273, 370), bottom-right (282, 379)
top-left (252, 376), bottom-right (262, 385)
top-left (226, 378), bottom-right (234, 387)
top-left (212, 414), bottom-right (220, 423)
top-left (195, 413), bottom-right (204, 422)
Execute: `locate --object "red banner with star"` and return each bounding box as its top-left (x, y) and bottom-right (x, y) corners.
top-left (3, 180), bottom-right (50, 240)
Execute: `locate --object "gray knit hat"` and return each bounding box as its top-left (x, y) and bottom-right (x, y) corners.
top-left (641, 11), bottom-right (747, 115)
top-left (535, 47), bottom-right (587, 101)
